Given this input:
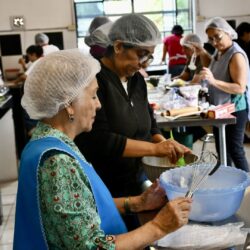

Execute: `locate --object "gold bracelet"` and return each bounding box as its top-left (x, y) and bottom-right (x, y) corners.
top-left (124, 197), bottom-right (131, 213)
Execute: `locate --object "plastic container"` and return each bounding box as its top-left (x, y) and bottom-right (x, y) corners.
top-left (179, 85), bottom-right (201, 107)
top-left (160, 165), bottom-right (250, 222)
top-left (142, 154), bottom-right (198, 182)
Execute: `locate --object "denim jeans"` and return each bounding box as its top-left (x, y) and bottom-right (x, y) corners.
top-left (213, 109), bottom-right (249, 172)
top-left (168, 64), bottom-right (186, 77)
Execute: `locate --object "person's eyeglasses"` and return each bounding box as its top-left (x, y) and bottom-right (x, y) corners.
top-left (122, 43), bottom-right (154, 65)
top-left (139, 54), bottom-right (154, 65)
top-left (208, 33), bottom-right (224, 44)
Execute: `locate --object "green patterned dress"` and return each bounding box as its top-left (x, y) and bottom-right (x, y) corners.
top-left (33, 122), bottom-right (115, 249)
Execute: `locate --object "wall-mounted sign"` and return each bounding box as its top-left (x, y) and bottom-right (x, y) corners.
top-left (10, 16), bottom-right (25, 30)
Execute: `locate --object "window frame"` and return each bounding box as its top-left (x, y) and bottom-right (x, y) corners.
top-left (74, 0), bottom-right (195, 66)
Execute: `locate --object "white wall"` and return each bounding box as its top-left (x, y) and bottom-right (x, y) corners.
top-left (0, 0), bottom-right (77, 72)
top-left (195, 0), bottom-right (250, 42)
top-left (0, 109), bottom-right (17, 182)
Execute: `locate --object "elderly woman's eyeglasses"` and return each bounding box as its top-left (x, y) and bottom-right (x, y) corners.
top-left (208, 33), bottom-right (223, 44)
top-left (122, 43), bottom-right (154, 65)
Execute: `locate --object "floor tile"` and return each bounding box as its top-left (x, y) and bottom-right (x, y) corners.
top-left (0, 181), bottom-right (18, 196)
top-left (0, 245), bottom-right (13, 250)
top-left (0, 224), bottom-right (6, 239)
top-left (0, 229), bottom-right (14, 244)
top-left (10, 205), bottom-right (15, 216)
top-left (2, 205), bottom-right (12, 217)
top-left (6, 215), bottom-right (14, 225)
top-left (4, 222), bottom-right (15, 231)
top-left (1, 195), bottom-right (16, 206)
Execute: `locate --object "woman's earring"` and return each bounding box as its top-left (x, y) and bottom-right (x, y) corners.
top-left (68, 113), bottom-right (74, 122)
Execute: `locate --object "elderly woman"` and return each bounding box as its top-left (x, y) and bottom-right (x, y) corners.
top-left (75, 14), bottom-right (191, 202)
top-left (171, 34), bottom-right (207, 143)
top-left (35, 33), bottom-right (59, 56)
top-left (174, 33), bottom-right (204, 83)
top-left (13, 49), bottom-right (192, 249)
top-left (196, 17), bottom-right (250, 172)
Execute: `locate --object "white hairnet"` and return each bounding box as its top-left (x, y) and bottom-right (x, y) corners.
top-left (88, 16), bottom-right (111, 34)
top-left (108, 14), bottom-right (161, 47)
top-left (180, 33), bottom-right (203, 48)
top-left (85, 21), bottom-right (113, 48)
top-left (22, 49), bottom-right (100, 120)
top-left (205, 17), bottom-right (238, 40)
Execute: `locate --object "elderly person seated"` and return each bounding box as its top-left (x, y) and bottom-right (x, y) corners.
top-left (13, 49), bottom-right (192, 249)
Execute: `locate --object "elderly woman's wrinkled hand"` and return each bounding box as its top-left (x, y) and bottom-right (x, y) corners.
top-left (139, 180), bottom-right (167, 211)
top-left (152, 197), bottom-right (192, 234)
top-left (154, 139), bottom-right (191, 164)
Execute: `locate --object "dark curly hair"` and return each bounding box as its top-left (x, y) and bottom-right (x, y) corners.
top-left (236, 22), bottom-right (250, 37)
top-left (171, 25), bottom-right (184, 35)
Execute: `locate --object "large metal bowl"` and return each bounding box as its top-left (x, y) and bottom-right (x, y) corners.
top-left (142, 153), bottom-right (198, 182)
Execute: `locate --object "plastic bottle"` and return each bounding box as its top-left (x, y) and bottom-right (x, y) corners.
top-left (198, 79), bottom-right (210, 107)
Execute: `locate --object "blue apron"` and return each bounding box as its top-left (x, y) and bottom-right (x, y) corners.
top-left (14, 136), bottom-right (127, 250)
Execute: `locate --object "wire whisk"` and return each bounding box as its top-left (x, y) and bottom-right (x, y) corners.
top-left (185, 151), bottom-right (218, 198)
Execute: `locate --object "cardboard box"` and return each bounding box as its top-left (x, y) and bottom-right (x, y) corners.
top-left (207, 103), bottom-right (235, 119)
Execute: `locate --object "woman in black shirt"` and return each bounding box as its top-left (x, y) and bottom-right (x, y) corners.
top-left (75, 14), bottom-right (190, 198)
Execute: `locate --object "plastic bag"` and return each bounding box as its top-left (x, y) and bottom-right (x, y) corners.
top-left (156, 222), bottom-right (248, 250)
top-left (179, 85), bottom-right (201, 107)
top-left (159, 88), bottom-right (188, 110)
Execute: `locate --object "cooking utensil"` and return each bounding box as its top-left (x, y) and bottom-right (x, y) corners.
top-left (188, 52), bottom-right (197, 70)
top-left (142, 153), bottom-right (198, 182)
top-left (185, 151), bottom-right (219, 198)
top-left (160, 165), bottom-right (250, 222)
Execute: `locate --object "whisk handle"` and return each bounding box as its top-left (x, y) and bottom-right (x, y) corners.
top-left (185, 191), bottom-right (193, 198)
top-left (208, 156), bottom-right (220, 176)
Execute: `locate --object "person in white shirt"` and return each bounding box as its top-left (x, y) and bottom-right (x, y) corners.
top-left (13, 45), bottom-right (43, 84)
top-left (35, 33), bottom-right (59, 56)
top-left (12, 45), bottom-right (44, 135)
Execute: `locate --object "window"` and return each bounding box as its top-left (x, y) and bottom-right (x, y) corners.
top-left (0, 35), bottom-right (22, 56)
top-left (74, 0), bottom-right (195, 65)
